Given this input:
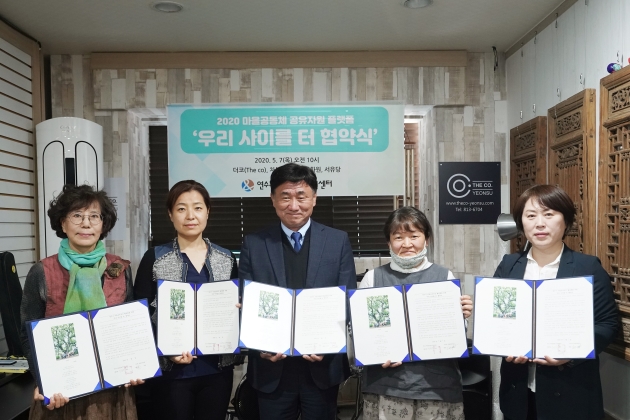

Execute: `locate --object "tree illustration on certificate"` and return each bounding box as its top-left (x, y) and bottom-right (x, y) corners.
top-left (493, 286), bottom-right (517, 319)
top-left (52, 323), bottom-right (79, 360)
top-left (367, 295), bottom-right (391, 328)
top-left (258, 291), bottom-right (280, 320)
top-left (170, 289), bottom-right (186, 320)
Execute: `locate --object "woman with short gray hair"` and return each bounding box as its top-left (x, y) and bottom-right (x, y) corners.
top-left (359, 206), bottom-right (472, 420)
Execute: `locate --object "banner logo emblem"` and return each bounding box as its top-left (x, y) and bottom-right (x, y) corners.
top-left (447, 174), bottom-right (471, 198)
top-left (241, 179), bottom-right (255, 192)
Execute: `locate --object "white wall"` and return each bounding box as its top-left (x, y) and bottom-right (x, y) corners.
top-left (506, 1), bottom-right (630, 418)
top-left (507, 0), bottom-right (630, 132)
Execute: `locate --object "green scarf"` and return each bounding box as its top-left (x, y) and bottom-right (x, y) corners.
top-left (58, 239), bottom-right (108, 314)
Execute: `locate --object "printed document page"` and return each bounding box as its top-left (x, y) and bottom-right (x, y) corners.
top-left (350, 286), bottom-right (409, 366)
top-left (156, 280), bottom-right (196, 355)
top-left (92, 301), bottom-right (160, 386)
top-left (473, 278), bottom-right (533, 357)
top-left (406, 281), bottom-right (468, 360)
top-left (535, 277), bottom-right (594, 359)
top-left (30, 313), bottom-right (101, 399)
top-left (196, 280), bottom-right (240, 354)
top-left (293, 286), bottom-right (347, 355)
top-left (240, 281), bottom-right (293, 354)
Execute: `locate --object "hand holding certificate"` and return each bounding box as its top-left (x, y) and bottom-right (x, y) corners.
top-left (26, 300), bottom-right (161, 404)
top-left (472, 276), bottom-right (595, 360)
top-left (349, 286), bottom-right (410, 366)
top-left (349, 280), bottom-right (469, 366)
top-left (156, 279), bottom-right (241, 356)
top-left (239, 281), bottom-right (347, 356)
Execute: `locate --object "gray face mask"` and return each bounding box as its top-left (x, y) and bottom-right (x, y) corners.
top-left (389, 245), bottom-right (428, 269)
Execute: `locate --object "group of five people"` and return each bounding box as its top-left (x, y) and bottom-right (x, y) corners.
top-left (20, 163), bottom-right (617, 420)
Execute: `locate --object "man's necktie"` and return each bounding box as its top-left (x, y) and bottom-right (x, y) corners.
top-left (291, 231), bottom-right (302, 252)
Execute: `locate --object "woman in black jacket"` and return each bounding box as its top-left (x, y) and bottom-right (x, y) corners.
top-left (496, 185), bottom-right (618, 420)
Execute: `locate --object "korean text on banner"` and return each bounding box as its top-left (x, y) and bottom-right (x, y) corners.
top-left (167, 103), bottom-right (405, 197)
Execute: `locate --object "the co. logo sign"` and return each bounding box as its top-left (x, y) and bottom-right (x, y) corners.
top-left (446, 173), bottom-right (471, 198)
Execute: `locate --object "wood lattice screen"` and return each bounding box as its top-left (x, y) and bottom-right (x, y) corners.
top-left (599, 66), bottom-right (630, 359)
top-left (509, 117), bottom-right (548, 252)
top-left (547, 89), bottom-right (597, 256)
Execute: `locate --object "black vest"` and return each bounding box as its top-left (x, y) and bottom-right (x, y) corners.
top-left (281, 228), bottom-right (312, 372)
top-left (281, 228), bottom-right (311, 290)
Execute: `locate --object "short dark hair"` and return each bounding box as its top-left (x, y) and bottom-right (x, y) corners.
top-left (383, 206), bottom-right (433, 243)
top-left (513, 184), bottom-right (576, 238)
top-left (166, 180), bottom-right (212, 214)
top-left (270, 163), bottom-right (318, 194)
top-left (47, 184), bottom-right (117, 240)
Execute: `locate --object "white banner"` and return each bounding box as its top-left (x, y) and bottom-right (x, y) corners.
top-left (167, 103), bottom-right (405, 197)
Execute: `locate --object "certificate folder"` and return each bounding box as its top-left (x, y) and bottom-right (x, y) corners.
top-left (348, 280), bottom-right (469, 367)
top-left (239, 280), bottom-right (347, 356)
top-left (156, 279), bottom-right (241, 356)
top-left (472, 276), bottom-right (595, 359)
top-left (27, 299), bottom-right (161, 405)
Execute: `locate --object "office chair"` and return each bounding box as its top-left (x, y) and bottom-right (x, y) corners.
top-left (338, 364), bottom-right (363, 420)
top-left (458, 345), bottom-right (492, 420)
top-left (227, 374), bottom-right (259, 420)
top-left (226, 373), bottom-right (305, 420)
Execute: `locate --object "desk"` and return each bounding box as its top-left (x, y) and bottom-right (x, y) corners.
top-left (0, 373), bottom-right (34, 420)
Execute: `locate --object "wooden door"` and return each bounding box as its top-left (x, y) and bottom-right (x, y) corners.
top-left (509, 117), bottom-right (548, 252)
top-left (547, 89), bottom-right (597, 255)
top-left (599, 67), bottom-right (630, 359)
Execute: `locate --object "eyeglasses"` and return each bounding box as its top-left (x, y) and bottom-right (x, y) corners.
top-left (67, 212), bottom-right (103, 226)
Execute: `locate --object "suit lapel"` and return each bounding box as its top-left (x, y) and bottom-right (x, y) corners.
top-left (306, 221), bottom-right (325, 288)
top-left (556, 245), bottom-right (575, 278)
top-left (265, 226), bottom-right (287, 288)
top-left (509, 252), bottom-right (528, 279)
top-left (511, 244), bottom-right (574, 278)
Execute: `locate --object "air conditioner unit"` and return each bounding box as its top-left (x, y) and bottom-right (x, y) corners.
top-left (35, 117), bottom-right (103, 258)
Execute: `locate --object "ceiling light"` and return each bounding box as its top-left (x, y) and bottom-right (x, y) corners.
top-left (404, 0), bottom-right (433, 8)
top-left (151, 1), bottom-right (184, 13)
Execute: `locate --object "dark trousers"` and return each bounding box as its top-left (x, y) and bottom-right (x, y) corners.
top-left (167, 369), bottom-right (234, 420)
top-left (505, 389), bottom-right (538, 420)
top-left (257, 358), bottom-right (339, 420)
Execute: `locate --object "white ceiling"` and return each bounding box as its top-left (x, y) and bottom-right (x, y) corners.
top-left (0, 0), bottom-right (564, 55)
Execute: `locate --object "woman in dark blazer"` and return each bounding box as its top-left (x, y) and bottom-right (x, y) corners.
top-left (496, 185), bottom-right (618, 420)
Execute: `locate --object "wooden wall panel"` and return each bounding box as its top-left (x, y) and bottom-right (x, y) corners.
top-left (599, 66), bottom-right (630, 359)
top-left (547, 89), bottom-right (596, 255)
top-left (50, 53), bottom-right (509, 305)
top-left (90, 51), bottom-right (468, 70)
top-left (90, 66), bottom-right (477, 111)
top-left (509, 116), bottom-right (547, 252)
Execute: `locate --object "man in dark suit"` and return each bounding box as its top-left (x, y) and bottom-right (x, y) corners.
top-left (239, 163), bottom-right (356, 420)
